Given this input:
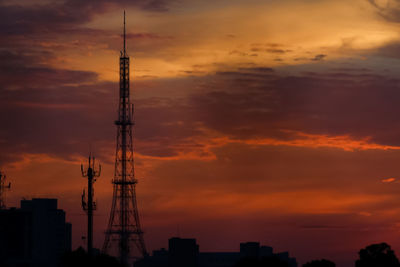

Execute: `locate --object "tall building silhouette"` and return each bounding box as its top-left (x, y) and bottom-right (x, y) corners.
top-left (0, 198), bottom-right (71, 267)
top-left (168, 238), bottom-right (199, 267)
top-left (102, 11), bottom-right (147, 265)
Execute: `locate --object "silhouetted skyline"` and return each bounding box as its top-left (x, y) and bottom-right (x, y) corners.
top-left (2, 1), bottom-right (400, 266)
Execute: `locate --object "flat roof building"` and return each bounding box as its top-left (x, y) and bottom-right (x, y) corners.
top-left (0, 198), bottom-right (71, 267)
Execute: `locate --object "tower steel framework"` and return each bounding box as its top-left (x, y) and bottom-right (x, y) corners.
top-left (102, 11), bottom-right (147, 265)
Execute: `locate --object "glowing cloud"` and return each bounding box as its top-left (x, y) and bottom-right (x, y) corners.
top-left (382, 177), bottom-right (396, 183)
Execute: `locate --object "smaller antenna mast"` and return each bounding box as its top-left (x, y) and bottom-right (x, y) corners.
top-left (81, 154), bottom-right (101, 257)
top-left (0, 170), bottom-right (11, 209)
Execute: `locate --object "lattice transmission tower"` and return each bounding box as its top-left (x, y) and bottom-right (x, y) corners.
top-left (102, 11), bottom-right (147, 265)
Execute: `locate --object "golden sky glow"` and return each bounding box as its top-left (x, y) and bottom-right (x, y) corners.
top-left (50, 0), bottom-right (400, 81)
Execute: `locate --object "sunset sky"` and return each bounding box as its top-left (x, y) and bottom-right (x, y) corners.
top-left (2, 0), bottom-right (400, 266)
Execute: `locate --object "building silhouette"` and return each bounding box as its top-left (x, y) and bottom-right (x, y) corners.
top-left (168, 237), bottom-right (199, 267)
top-left (135, 237), bottom-right (297, 267)
top-left (0, 198), bottom-right (72, 267)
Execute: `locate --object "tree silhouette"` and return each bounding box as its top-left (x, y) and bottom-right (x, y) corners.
top-left (356, 243), bottom-right (400, 267)
top-left (303, 259), bottom-right (335, 267)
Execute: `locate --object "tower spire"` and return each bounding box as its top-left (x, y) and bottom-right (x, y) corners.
top-left (123, 10), bottom-right (126, 56)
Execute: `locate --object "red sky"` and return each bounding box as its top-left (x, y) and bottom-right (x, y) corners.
top-left (2, 0), bottom-right (400, 266)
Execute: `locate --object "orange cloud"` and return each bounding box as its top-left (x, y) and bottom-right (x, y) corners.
top-left (145, 189), bottom-right (393, 222)
top-left (135, 130), bottom-right (400, 164)
top-left (242, 132), bottom-right (400, 152)
top-left (382, 177), bottom-right (396, 183)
